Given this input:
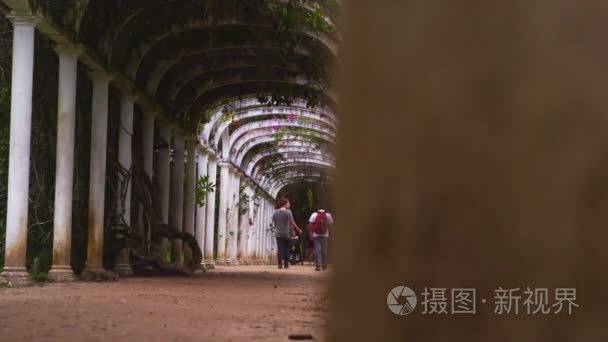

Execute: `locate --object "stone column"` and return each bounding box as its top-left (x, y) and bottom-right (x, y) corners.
top-left (225, 167), bottom-right (235, 265)
top-left (237, 181), bottom-right (249, 264)
top-left (114, 94), bottom-right (136, 277)
top-left (0, 14), bottom-right (38, 286)
top-left (204, 156), bottom-right (218, 268)
top-left (195, 147), bottom-right (209, 268)
top-left (229, 169), bottom-right (240, 265)
top-left (266, 202), bottom-right (273, 264)
top-left (170, 135), bottom-right (185, 264)
top-left (182, 139), bottom-right (196, 264)
top-left (215, 160), bottom-right (230, 266)
top-left (245, 189), bottom-right (255, 264)
top-left (255, 201), bottom-right (263, 264)
top-left (140, 111), bottom-right (156, 250)
top-left (260, 201), bottom-right (267, 264)
top-left (48, 45), bottom-right (79, 282)
top-left (157, 123), bottom-right (171, 260)
top-left (266, 202), bottom-right (271, 264)
top-left (83, 70), bottom-right (112, 275)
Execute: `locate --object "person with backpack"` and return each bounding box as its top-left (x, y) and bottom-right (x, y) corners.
top-left (308, 209), bottom-right (333, 271)
top-left (272, 197), bottom-right (303, 269)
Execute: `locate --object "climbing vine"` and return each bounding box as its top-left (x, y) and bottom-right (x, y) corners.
top-left (195, 175), bottom-right (216, 208)
top-left (238, 184), bottom-right (250, 216)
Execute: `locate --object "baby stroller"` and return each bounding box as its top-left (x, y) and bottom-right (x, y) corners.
top-left (288, 236), bottom-right (304, 265)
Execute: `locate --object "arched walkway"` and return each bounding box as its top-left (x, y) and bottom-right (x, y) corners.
top-left (0, 1), bottom-right (337, 285)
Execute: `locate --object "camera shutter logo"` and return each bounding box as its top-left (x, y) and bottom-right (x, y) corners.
top-left (387, 286), bottom-right (417, 315)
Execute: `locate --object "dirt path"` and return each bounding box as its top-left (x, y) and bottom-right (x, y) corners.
top-left (0, 265), bottom-right (329, 342)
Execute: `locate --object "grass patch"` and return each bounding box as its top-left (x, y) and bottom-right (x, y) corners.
top-left (31, 272), bottom-right (48, 283)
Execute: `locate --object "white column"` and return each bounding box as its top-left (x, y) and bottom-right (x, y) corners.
top-left (230, 170), bottom-right (241, 265)
top-left (225, 167), bottom-right (235, 265)
top-left (114, 94), bottom-right (136, 276)
top-left (255, 201), bottom-right (263, 264)
top-left (204, 156), bottom-right (218, 268)
top-left (170, 135), bottom-right (185, 264)
top-left (237, 181), bottom-right (250, 264)
top-left (140, 111), bottom-right (156, 251)
top-left (183, 140), bottom-right (196, 264)
top-left (142, 113), bottom-right (155, 177)
top-left (258, 201), bottom-right (265, 264)
top-left (216, 161), bottom-right (230, 266)
top-left (83, 70), bottom-right (112, 274)
top-left (157, 123), bottom-right (171, 260)
top-left (266, 201), bottom-right (273, 264)
top-left (245, 189), bottom-right (255, 263)
top-left (195, 147), bottom-right (209, 268)
top-left (48, 46), bottom-right (79, 282)
top-left (0, 14), bottom-right (37, 285)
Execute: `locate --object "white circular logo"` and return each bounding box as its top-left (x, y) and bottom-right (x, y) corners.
top-left (387, 286), bottom-right (417, 315)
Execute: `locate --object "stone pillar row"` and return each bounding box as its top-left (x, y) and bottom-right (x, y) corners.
top-left (0, 14), bottom-right (276, 285)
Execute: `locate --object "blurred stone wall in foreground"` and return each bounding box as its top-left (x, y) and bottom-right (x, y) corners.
top-left (331, 1), bottom-right (608, 341)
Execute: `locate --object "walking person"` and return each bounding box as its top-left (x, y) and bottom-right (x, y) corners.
top-left (308, 209), bottom-right (333, 271)
top-left (272, 198), bottom-right (302, 269)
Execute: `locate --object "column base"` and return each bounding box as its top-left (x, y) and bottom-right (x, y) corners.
top-left (204, 260), bottom-right (216, 269)
top-left (0, 267), bottom-right (32, 287)
top-left (47, 266), bottom-right (77, 282)
top-left (114, 264), bottom-right (134, 277)
top-left (199, 261), bottom-right (208, 271)
top-left (231, 260), bottom-right (240, 266)
top-left (237, 259), bottom-right (246, 265)
top-left (215, 259), bottom-right (230, 266)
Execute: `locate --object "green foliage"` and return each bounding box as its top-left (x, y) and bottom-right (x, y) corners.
top-left (306, 188), bottom-right (314, 211)
top-left (259, 144), bottom-right (287, 176)
top-left (238, 184), bottom-right (250, 216)
top-left (252, 191), bottom-right (261, 208)
top-left (31, 272), bottom-right (48, 283)
top-left (196, 175), bottom-right (216, 208)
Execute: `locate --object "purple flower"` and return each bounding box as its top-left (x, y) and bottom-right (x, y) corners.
top-left (287, 114), bottom-right (297, 121)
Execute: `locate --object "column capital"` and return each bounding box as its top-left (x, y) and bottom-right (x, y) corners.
top-left (54, 44), bottom-right (83, 57)
top-left (143, 110), bottom-right (159, 119)
top-left (207, 152), bottom-right (219, 162)
top-left (218, 160), bottom-right (231, 168)
top-left (198, 142), bottom-right (212, 154)
top-left (88, 69), bottom-right (114, 83)
top-left (7, 12), bottom-right (39, 27)
top-left (121, 90), bottom-right (139, 103)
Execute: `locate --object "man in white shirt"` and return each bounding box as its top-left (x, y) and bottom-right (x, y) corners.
top-left (308, 209), bottom-right (333, 271)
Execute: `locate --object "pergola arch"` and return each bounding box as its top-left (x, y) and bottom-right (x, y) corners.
top-left (210, 108), bottom-right (336, 151)
top-left (153, 57), bottom-right (304, 99)
top-left (269, 176), bottom-right (332, 198)
top-left (260, 164), bottom-right (333, 185)
top-left (76, 1), bottom-right (337, 64)
top-left (147, 44), bottom-right (316, 100)
top-left (251, 154), bottom-right (333, 180)
top-left (180, 76), bottom-right (333, 120)
top-left (227, 119), bottom-right (335, 150)
top-left (72, 0), bottom-right (338, 131)
top-left (201, 97), bottom-right (336, 139)
top-left (131, 27), bottom-right (330, 87)
top-left (189, 82), bottom-right (337, 126)
top-left (265, 172), bottom-right (328, 189)
top-left (234, 136), bottom-right (334, 167)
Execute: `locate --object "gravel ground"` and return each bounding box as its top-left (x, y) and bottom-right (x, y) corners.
top-left (0, 265), bottom-right (329, 342)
